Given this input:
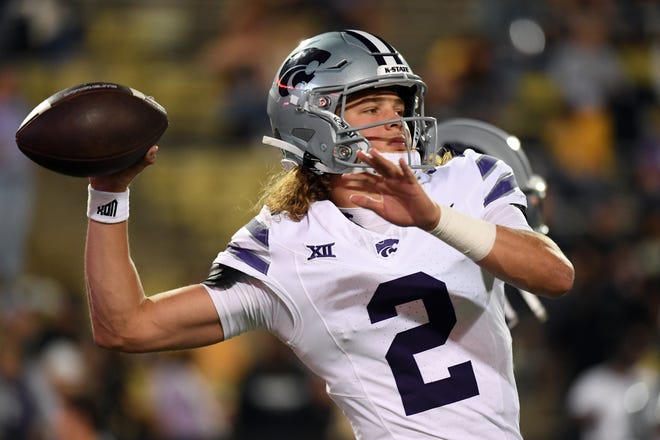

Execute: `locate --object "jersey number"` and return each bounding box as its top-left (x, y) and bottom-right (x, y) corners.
top-left (367, 272), bottom-right (479, 415)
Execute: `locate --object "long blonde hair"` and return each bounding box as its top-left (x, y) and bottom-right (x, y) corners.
top-left (257, 149), bottom-right (454, 221)
top-left (257, 166), bottom-right (333, 221)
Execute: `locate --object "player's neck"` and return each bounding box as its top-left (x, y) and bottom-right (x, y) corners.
top-left (339, 206), bottom-right (392, 233)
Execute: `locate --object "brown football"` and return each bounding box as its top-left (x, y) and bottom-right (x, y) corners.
top-left (15, 82), bottom-right (168, 177)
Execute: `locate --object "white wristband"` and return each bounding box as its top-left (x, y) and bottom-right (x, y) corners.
top-left (427, 204), bottom-right (496, 261)
top-left (87, 185), bottom-right (129, 223)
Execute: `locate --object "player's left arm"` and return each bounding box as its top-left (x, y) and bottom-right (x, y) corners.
top-left (478, 224), bottom-right (574, 298)
top-left (344, 149), bottom-right (574, 298)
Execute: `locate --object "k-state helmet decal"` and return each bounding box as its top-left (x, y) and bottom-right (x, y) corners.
top-left (277, 48), bottom-right (332, 97)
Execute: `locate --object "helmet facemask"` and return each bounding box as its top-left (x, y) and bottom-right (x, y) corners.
top-left (334, 83), bottom-right (437, 173)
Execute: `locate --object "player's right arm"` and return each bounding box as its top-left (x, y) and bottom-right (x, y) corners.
top-left (85, 221), bottom-right (224, 352)
top-left (85, 146), bottom-right (224, 352)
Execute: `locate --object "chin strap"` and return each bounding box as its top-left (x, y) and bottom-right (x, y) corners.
top-left (262, 136), bottom-right (335, 174)
top-left (262, 135), bottom-right (305, 158)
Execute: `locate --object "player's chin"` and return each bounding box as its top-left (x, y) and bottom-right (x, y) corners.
top-left (366, 138), bottom-right (391, 151)
top-left (379, 141), bottom-right (408, 152)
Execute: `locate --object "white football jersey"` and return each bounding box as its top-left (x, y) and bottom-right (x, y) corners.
top-left (209, 150), bottom-right (528, 439)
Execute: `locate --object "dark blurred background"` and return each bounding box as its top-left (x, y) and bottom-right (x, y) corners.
top-left (0, 0), bottom-right (658, 439)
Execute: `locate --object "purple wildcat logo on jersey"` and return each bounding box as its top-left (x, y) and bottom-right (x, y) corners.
top-left (375, 239), bottom-right (399, 257)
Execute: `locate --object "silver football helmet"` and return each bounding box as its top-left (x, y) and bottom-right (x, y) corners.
top-left (264, 30), bottom-right (438, 174)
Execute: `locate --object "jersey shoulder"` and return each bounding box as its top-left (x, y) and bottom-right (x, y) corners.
top-left (208, 202), bottom-right (345, 280)
top-left (425, 148), bottom-right (527, 211)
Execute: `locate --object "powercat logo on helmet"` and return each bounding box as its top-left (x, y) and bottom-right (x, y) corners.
top-left (278, 48), bottom-right (332, 97)
top-left (378, 65), bottom-right (411, 75)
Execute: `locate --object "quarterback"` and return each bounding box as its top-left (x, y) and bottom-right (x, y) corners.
top-left (84, 30), bottom-right (574, 439)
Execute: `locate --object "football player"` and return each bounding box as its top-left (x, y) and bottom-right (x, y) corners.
top-left (84, 30), bottom-right (574, 439)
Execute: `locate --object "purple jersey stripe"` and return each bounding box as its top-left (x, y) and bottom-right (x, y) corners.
top-left (484, 174), bottom-right (517, 207)
top-left (475, 155), bottom-right (498, 179)
top-left (227, 245), bottom-right (270, 275)
top-left (246, 218), bottom-right (269, 247)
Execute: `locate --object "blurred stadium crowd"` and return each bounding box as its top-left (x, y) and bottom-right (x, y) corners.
top-left (0, 0), bottom-right (658, 439)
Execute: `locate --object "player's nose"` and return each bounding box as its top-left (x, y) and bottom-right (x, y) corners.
top-left (383, 109), bottom-right (403, 128)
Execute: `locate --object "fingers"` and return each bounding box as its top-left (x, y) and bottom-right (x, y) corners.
top-left (134, 145), bottom-right (159, 172)
top-left (357, 149), bottom-right (401, 177)
top-left (145, 145), bottom-right (159, 164)
top-left (342, 148), bottom-right (419, 194)
top-left (122, 144), bottom-right (159, 176)
top-left (340, 169), bottom-right (385, 194)
top-left (398, 156), bottom-right (416, 180)
top-left (357, 149), bottom-right (418, 182)
top-left (348, 192), bottom-right (384, 213)
top-left (89, 145), bottom-right (159, 191)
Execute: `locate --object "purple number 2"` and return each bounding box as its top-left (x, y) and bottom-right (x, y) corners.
top-left (367, 272), bottom-right (479, 415)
